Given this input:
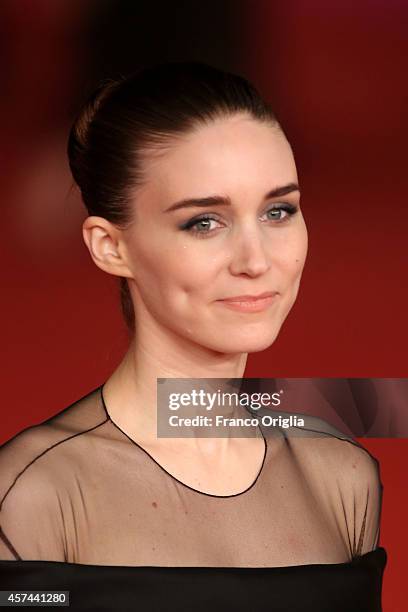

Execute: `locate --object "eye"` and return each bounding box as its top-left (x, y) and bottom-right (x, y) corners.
top-left (179, 203), bottom-right (299, 238)
top-left (179, 214), bottom-right (222, 237)
top-left (263, 203), bottom-right (298, 223)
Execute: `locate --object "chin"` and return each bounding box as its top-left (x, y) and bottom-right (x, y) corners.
top-left (236, 334), bottom-right (280, 354)
top-left (195, 327), bottom-right (281, 355)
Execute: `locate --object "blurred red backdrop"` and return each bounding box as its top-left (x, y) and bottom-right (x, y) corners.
top-left (243, 3), bottom-right (408, 610)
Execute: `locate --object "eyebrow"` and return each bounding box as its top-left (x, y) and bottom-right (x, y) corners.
top-left (163, 182), bottom-right (300, 213)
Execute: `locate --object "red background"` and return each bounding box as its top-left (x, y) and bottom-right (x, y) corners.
top-left (1, 2), bottom-right (406, 609)
top-left (243, 4), bottom-right (408, 610)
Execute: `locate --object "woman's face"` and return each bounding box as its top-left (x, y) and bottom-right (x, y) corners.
top-left (122, 113), bottom-right (308, 353)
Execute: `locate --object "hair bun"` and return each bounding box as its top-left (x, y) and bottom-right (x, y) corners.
top-left (68, 78), bottom-right (123, 187)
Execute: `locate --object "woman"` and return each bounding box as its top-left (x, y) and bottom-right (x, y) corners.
top-left (0, 61), bottom-right (386, 611)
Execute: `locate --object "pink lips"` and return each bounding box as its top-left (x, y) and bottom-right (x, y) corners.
top-left (217, 291), bottom-right (278, 313)
top-left (220, 291), bottom-right (276, 302)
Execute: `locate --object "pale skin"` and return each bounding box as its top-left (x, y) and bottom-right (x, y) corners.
top-left (82, 113), bottom-right (308, 495)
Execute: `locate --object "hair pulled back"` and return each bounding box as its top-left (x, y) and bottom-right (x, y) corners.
top-left (67, 61), bottom-right (279, 335)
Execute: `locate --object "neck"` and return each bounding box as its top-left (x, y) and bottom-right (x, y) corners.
top-left (102, 329), bottom-right (249, 449)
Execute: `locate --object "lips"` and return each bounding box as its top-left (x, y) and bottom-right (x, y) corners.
top-left (220, 291), bottom-right (277, 303)
top-left (217, 292), bottom-right (278, 313)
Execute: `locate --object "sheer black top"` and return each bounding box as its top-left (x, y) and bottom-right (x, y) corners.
top-left (0, 384), bottom-right (387, 611)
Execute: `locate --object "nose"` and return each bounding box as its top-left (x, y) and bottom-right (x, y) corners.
top-left (227, 225), bottom-right (271, 278)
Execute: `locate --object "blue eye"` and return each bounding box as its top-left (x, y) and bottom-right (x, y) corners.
top-left (265, 206), bottom-right (294, 221)
top-left (179, 214), bottom-right (221, 235)
top-left (180, 203), bottom-right (298, 237)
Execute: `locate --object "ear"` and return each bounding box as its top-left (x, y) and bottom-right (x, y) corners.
top-left (82, 216), bottom-right (133, 279)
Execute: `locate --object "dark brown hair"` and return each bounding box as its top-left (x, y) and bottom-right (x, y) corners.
top-left (67, 61), bottom-right (280, 335)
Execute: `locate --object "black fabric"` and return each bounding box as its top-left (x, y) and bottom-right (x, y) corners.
top-left (0, 548), bottom-right (386, 611)
top-left (0, 383), bottom-right (387, 610)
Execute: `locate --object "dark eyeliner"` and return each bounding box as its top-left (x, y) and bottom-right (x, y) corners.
top-left (179, 213), bottom-right (217, 231)
top-left (179, 203), bottom-right (299, 233)
top-left (266, 203), bottom-right (298, 218)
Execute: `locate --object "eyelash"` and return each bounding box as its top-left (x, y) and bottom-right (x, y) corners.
top-left (180, 204), bottom-right (299, 237)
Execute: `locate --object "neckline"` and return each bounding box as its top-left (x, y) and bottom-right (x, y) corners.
top-left (99, 383), bottom-right (268, 499)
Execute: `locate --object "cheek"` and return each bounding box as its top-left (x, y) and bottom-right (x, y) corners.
top-left (133, 242), bottom-right (219, 307)
top-left (277, 228), bottom-right (308, 282)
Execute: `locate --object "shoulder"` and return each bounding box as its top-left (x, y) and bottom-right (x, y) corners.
top-left (260, 409), bottom-right (381, 488)
top-left (0, 385), bottom-right (108, 509)
top-left (0, 386), bottom-right (109, 561)
top-left (294, 414), bottom-right (380, 478)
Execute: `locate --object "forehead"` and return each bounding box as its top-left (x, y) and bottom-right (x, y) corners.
top-left (141, 114), bottom-right (298, 203)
